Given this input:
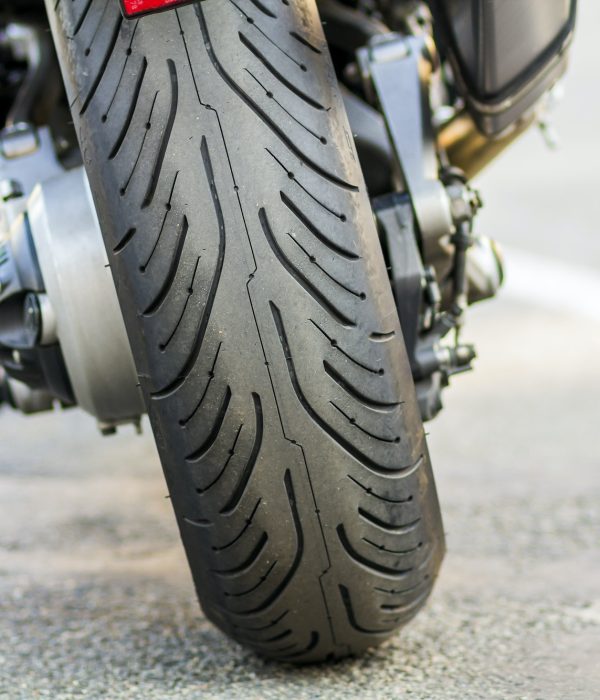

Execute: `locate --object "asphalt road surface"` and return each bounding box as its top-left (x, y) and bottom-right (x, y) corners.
top-left (1, 2), bottom-right (599, 699)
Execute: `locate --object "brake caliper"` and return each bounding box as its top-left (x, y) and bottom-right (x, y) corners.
top-left (358, 34), bottom-right (504, 420)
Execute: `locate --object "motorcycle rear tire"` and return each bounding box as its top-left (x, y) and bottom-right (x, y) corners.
top-left (46, 0), bottom-right (444, 662)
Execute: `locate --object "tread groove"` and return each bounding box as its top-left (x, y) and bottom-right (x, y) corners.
top-left (289, 31), bottom-right (322, 54)
top-left (280, 191), bottom-right (358, 260)
top-left (225, 560), bottom-right (277, 597)
top-left (196, 422), bottom-right (244, 493)
top-left (244, 69), bottom-right (326, 144)
top-left (186, 386), bottom-right (232, 462)
top-left (339, 585), bottom-right (393, 634)
top-left (220, 393), bottom-right (263, 515)
top-left (348, 473), bottom-right (419, 503)
top-left (260, 208), bottom-right (355, 328)
top-left (323, 360), bottom-right (401, 411)
top-left (159, 256), bottom-right (200, 350)
top-left (143, 214), bottom-right (189, 316)
top-left (286, 233), bottom-right (364, 298)
top-left (120, 90), bottom-right (159, 193)
top-left (180, 343), bottom-right (223, 427)
top-left (80, 14), bottom-right (123, 115)
top-left (232, 469), bottom-right (303, 615)
top-left (359, 508), bottom-right (421, 535)
top-left (246, 0), bottom-right (277, 18)
top-left (140, 171), bottom-right (180, 271)
top-left (109, 56), bottom-right (148, 160)
top-left (337, 524), bottom-right (413, 577)
top-left (271, 302), bottom-right (418, 477)
top-left (330, 401), bottom-right (400, 444)
top-left (104, 21), bottom-right (140, 117)
top-left (212, 531), bottom-right (268, 576)
top-left (309, 319), bottom-right (381, 374)
top-left (152, 136), bottom-right (226, 398)
top-left (142, 59), bottom-right (179, 209)
top-left (72, 0), bottom-right (94, 36)
top-left (113, 227), bottom-right (137, 254)
top-left (238, 32), bottom-right (323, 110)
top-left (213, 499), bottom-right (261, 551)
top-left (195, 4), bottom-right (358, 190)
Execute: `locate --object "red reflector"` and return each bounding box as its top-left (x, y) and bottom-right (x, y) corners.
top-left (120, 0), bottom-right (192, 18)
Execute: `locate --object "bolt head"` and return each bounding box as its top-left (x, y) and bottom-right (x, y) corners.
top-left (23, 293), bottom-right (41, 347)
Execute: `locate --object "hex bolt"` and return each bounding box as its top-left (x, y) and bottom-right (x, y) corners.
top-left (23, 293), bottom-right (42, 346)
top-left (98, 421), bottom-right (118, 437)
top-left (23, 292), bottom-right (57, 347)
top-left (0, 123), bottom-right (39, 160)
top-left (0, 179), bottom-right (23, 202)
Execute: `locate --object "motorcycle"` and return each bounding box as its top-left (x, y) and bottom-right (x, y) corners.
top-left (0, 0), bottom-right (576, 662)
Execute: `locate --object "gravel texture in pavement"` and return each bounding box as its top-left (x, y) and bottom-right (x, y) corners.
top-left (1, 299), bottom-right (598, 700)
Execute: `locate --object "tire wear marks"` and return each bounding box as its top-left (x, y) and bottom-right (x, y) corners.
top-left (362, 536), bottom-right (422, 556)
top-left (380, 589), bottom-right (430, 615)
top-left (330, 401), bottom-right (400, 444)
top-left (375, 578), bottom-right (429, 597)
top-left (348, 473), bottom-right (418, 503)
top-left (267, 148), bottom-right (353, 216)
top-left (232, 609), bottom-right (289, 633)
top-left (280, 631), bottom-right (320, 659)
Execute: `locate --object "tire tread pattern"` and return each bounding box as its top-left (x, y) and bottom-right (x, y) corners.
top-left (46, 0), bottom-right (444, 661)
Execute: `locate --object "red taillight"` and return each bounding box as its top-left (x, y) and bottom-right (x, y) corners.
top-left (120, 0), bottom-right (193, 18)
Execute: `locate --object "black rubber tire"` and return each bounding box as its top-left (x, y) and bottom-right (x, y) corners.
top-left (46, 0), bottom-right (444, 662)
